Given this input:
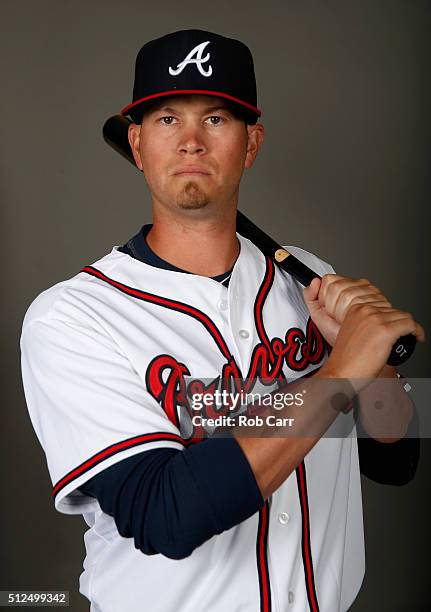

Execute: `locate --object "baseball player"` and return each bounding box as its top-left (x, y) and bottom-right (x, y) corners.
top-left (20, 29), bottom-right (424, 612)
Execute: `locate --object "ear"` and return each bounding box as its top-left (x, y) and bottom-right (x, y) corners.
top-left (128, 123), bottom-right (144, 171)
top-left (244, 123), bottom-right (265, 169)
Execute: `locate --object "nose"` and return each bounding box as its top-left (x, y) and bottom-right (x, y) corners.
top-left (177, 122), bottom-right (207, 155)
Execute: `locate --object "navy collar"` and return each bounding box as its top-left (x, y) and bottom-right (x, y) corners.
top-left (118, 224), bottom-right (234, 285)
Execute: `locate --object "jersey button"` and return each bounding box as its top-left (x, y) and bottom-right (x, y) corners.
top-left (278, 512), bottom-right (290, 525)
top-left (288, 591), bottom-right (295, 604)
top-left (217, 299), bottom-right (228, 311)
top-left (239, 329), bottom-right (250, 339)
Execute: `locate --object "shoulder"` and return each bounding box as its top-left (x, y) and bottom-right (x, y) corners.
top-left (21, 247), bottom-right (125, 333)
top-left (282, 244), bottom-right (336, 276)
top-left (238, 233), bottom-right (335, 276)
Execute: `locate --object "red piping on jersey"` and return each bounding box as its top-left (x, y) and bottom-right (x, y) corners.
top-left (51, 432), bottom-right (185, 498)
top-left (254, 255), bottom-right (288, 386)
top-left (254, 256), bottom-right (274, 355)
top-left (257, 501), bottom-right (272, 612)
top-left (81, 265), bottom-right (233, 361)
top-left (297, 462), bottom-right (320, 612)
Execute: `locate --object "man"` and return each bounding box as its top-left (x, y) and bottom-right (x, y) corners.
top-left (20, 29), bottom-right (424, 611)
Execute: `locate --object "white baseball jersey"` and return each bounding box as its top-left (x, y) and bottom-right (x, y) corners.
top-left (20, 231), bottom-right (365, 612)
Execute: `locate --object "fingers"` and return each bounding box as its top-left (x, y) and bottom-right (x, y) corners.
top-left (303, 278), bottom-right (322, 313)
top-left (316, 274), bottom-right (425, 345)
top-left (384, 318), bottom-right (426, 343)
top-left (318, 274), bottom-right (390, 323)
top-left (348, 303), bottom-right (426, 343)
top-left (333, 294), bottom-right (391, 322)
top-left (348, 293), bottom-right (392, 308)
top-left (382, 313), bottom-right (426, 343)
top-left (318, 274), bottom-right (368, 307)
top-left (303, 277), bottom-right (321, 300)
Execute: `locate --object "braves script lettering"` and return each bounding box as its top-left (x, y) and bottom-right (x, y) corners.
top-left (146, 316), bottom-right (326, 441)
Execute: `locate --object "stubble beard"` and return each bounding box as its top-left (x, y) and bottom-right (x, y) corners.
top-left (175, 180), bottom-right (210, 210)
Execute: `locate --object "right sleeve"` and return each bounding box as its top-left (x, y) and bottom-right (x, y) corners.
top-left (20, 312), bottom-right (185, 515)
top-left (357, 397), bottom-right (420, 486)
top-left (77, 437), bottom-right (264, 560)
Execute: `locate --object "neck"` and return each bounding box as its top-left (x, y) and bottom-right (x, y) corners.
top-left (146, 208), bottom-right (240, 277)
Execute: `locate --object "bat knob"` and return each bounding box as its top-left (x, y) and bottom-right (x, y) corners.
top-left (387, 333), bottom-right (417, 366)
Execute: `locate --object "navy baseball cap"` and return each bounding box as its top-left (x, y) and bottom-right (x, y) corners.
top-left (120, 29), bottom-right (261, 125)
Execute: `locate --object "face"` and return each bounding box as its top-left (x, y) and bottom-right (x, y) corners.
top-left (128, 94), bottom-right (264, 215)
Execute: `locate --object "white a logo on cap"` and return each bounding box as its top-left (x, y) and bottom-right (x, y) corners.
top-left (168, 41), bottom-right (213, 77)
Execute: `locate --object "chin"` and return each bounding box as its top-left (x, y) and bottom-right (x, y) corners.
top-left (175, 182), bottom-right (211, 210)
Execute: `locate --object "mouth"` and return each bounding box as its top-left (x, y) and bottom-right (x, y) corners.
top-left (175, 172), bottom-right (210, 176)
top-left (173, 165), bottom-right (212, 176)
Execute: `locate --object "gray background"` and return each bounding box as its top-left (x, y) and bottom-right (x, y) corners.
top-left (2, 1), bottom-right (430, 610)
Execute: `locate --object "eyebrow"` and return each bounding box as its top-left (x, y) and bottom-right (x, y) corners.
top-left (148, 104), bottom-right (230, 115)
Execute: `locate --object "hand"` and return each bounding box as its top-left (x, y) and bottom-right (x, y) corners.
top-left (303, 274), bottom-right (392, 347)
top-left (321, 300), bottom-right (425, 393)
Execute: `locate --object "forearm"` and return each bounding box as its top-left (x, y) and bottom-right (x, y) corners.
top-left (233, 368), bottom-right (356, 500)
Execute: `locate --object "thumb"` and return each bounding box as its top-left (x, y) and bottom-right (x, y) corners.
top-left (303, 277), bottom-right (321, 309)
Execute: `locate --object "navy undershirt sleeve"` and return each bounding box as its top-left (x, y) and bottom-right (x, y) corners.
top-left (325, 346), bottom-right (419, 485)
top-left (357, 399), bottom-right (420, 486)
top-left (78, 437), bottom-right (264, 560)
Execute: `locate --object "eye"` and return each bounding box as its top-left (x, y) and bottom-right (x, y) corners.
top-left (206, 116), bottom-right (225, 125)
top-left (159, 116), bottom-right (176, 125)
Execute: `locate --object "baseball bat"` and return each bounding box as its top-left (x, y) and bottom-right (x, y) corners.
top-left (102, 114), bottom-right (416, 366)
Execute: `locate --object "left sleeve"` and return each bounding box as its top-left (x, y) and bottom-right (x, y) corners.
top-left (20, 308), bottom-right (186, 515)
top-left (283, 244), bottom-right (420, 485)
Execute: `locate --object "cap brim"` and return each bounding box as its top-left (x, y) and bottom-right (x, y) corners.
top-left (120, 89), bottom-right (261, 123)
